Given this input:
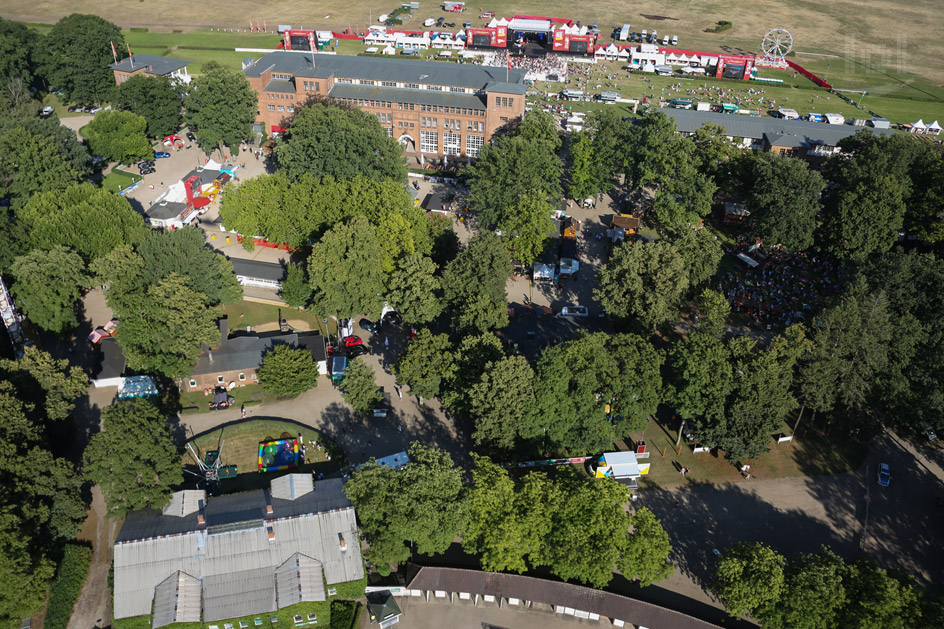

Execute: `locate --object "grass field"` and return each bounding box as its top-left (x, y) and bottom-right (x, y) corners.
top-left (185, 419), bottom-right (342, 493)
top-left (219, 300), bottom-right (330, 334)
top-left (100, 168), bottom-right (141, 193)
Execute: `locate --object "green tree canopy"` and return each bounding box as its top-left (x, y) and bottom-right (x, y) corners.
top-left (0, 126), bottom-right (82, 209)
top-left (757, 547), bottom-right (848, 629)
top-left (0, 346), bottom-right (89, 423)
top-left (663, 226), bottom-right (723, 291)
top-left (344, 443), bottom-right (467, 571)
top-left (386, 253), bottom-right (442, 324)
top-left (713, 542), bottom-right (786, 618)
top-left (442, 232), bottom-right (511, 332)
top-left (0, 18), bottom-right (39, 87)
top-left (745, 152), bottom-right (825, 252)
top-left (692, 121), bottom-right (739, 183)
top-left (83, 109), bottom-right (152, 164)
top-left (114, 74), bottom-right (183, 139)
top-left (695, 288), bottom-right (731, 338)
top-left (465, 132), bottom-right (562, 231)
top-left (394, 330), bottom-right (456, 400)
top-left (0, 512), bottom-right (56, 627)
top-left (668, 331), bottom-right (733, 422)
top-left (39, 14), bottom-right (123, 104)
top-left (566, 130), bottom-right (601, 200)
top-left (595, 240), bottom-right (689, 329)
top-left (280, 263), bottom-right (312, 308)
top-left (499, 191), bottom-right (555, 266)
top-left (440, 332), bottom-right (506, 413)
top-left (184, 61), bottom-right (257, 151)
top-left (514, 110), bottom-right (562, 153)
top-left (257, 344), bottom-right (320, 397)
top-left (115, 274), bottom-right (222, 378)
top-left (307, 215), bottom-right (386, 317)
top-left (622, 507), bottom-right (674, 586)
top-left (10, 246), bottom-right (87, 334)
top-left (20, 183), bottom-right (146, 262)
top-left (339, 358), bottom-right (383, 414)
top-left (275, 100), bottom-right (406, 183)
top-left (469, 355), bottom-right (536, 451)
top-left (84, 398), bottom-right (182, 517)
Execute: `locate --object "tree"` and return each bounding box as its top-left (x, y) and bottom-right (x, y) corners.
top-left (344, 443), bottom-right (467, 571)
top-left (20, 183), bottom-right (146, 262)
top-left (651, 162), bottom-right (716, 228)
top-left (114, 74), bottom-right (182, 139)
top-left (839, 559), bottom-right (923, 629)
top-left (0, 513), bottom-right (55, 627)
top-left (746, 152), bottom-right (825, 252)
top-left (0, 18), bottom-right (39, 88)
top-left (275, 100), bottom-right (406, 183)
top-left (713, 542), bottom-right (786, 618)
top-left (39, 14), bottom-right (123, 104)
top-left (695, 288), bottom-right (731, 338)
top-left (465, 134), bottom-right (562, 230)
top-left (135, 227), bottom-right (242, 306)
top-left (0, 346), bottom-right (88, 422)
top-left (10, 246), bottom-right (87, 334)
top-left (905, 144), bottom-right (944, 244)
top-left (595, 240), bottom-right (689, 329)
top-left (566, 130), bottom-right (602, 200)
top-left (184, 61), bottom-right (257, 151)
top-left (257, 344), bottom-right (319, 397)
top-left (586, 108), bottom-right (633, 189)
top-left (442, 232), bottom-right (511, 332)
top-left (669, 331), bottom-right (733, 423)
top-left (758, 547), bottom-right (848, 629)
top-left (83, 109), bottom-right (152, 164)
top-left (622, 508), bottom-right (674, 586)
top-left (498, 191), bottom-right (554, 266)
top-left (821, 173), bottom-right (906, 260)
top-left (339, 358), bottom-right (383, 414)
top-left (663, 226), bottom-right (723, 291)
top-left (115, 274), bottom-right (221, 378)
top-left (692, 121), bottom-right (738, 183)
top-left (84, 398), bottom-right (182, 517)
top-left (440, 333), bottom-right (505, 413)
top-left (280, 263), bottom-right (312, 308)
top-left (307, 215), bottom-right (386, 317)
top-left (0, 126), bottom-right (82, 208)
top-left (0, 205), bottom-right (28, 275)
top-left (394, 330), bottom-right (455, 399)
top-left (386, 254), bottom-right (442, 324)
top-left (514, 111), bottom-right (562, 154)
top-left (469, 355), bottom-right (536, 451)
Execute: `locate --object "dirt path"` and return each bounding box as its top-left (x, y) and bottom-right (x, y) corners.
top-left (69, 486), bottom-right (118, 629)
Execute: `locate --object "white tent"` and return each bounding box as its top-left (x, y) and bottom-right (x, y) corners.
top-left (678, 53), bottom-right (690, 63)
top-left (594, 46), bottom-right (606, 59)
top-left (382, 45), bottom-right (396, 55)
top-left (666, 52), bottom-right (678, 63)
top-left (605, 43), bottom-right (619, 59)
top-left (617, 48), bottom-right (630, 60)
top-left (642, 62), bottom-right (655, 73)
top-left (927, 120), bottom-right (942, 135)
top-left (909, 119), bottom-right (927, 134)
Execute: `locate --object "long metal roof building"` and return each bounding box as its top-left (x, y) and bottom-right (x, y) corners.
top-left (113, 476), bottom-right (363, 627)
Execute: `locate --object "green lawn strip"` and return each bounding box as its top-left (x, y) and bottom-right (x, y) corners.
top-left (179, 383), bottom-right (295, 414)
top-left (329, 575), bottom-right (367, 600)
top-left (125, 29), bottom-right (279, 51)
top-left (220, 301), bottom-right (330, 335)
top-left (100, 168), bottom-right (142, 194)
top-left (634, 414), bottom-right (866, 490)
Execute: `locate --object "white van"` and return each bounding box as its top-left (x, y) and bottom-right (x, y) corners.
top-left (662, 35), bottom-right (670, 45)
top-left (424, 18), bottom-right (435, 27)
top-left (378, 13), bottom-right (389, 22)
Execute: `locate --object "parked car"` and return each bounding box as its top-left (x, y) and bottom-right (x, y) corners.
top-left (341, 335), bottom-right (363, 348)
top-left (359, 318), bottom-right (379, 334)
top-left (40, 106), bottom-right (55, 117)
top-left (186, 131), bottom-right (196, 142)
top-left (671, 35), bottom-right (678, 45)
top-left (154, 151), bottom-right (171, 158)
top-left (877, 463), bottom-right (891, 487)
top-left (926, 426), bottom-right (938, 442)
top-left (343, 345), bottom-right (368, 357)
top-left (139, 167), bottom-right (156, 175)
top-left (382, 311), bottom-right (403, 326)
top-left (138, 160), bottom-right (154, 168)
top-left (557, 305), bottom-right (589, 317)
top-left (90, 106), bottom-right (104, 115)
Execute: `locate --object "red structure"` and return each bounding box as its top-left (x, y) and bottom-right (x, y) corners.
top-left (467, 26), bottom-right (507, 48)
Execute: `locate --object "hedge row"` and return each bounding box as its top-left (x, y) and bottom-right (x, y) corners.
top-left (329, 601), bottom-right (358, 629)
top-left (45, 544), bottom-right (93, 629)
top-left (705, 21), bottom-right (732, 33)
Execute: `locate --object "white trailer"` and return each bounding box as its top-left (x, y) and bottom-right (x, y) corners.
top-left (591, 451), bottom-right (650, 481)
top-left (824, 112), bottom-right (845, 125)
top-left (619, 24), bottom-right (630, 41)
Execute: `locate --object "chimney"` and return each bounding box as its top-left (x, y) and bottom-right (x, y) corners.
top-left (266, 504), bottom-right (274, 516)
top-left (197, 514), bottom-right (206, 527)
top-left (338, 533), bottom-right (347, 551)
top-left (267, 526), bottom-right (275, 541)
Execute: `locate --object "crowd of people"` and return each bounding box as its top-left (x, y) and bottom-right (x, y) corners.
top-left (719, 245), bottom-right (843, 328)
top-left (481, 50), bottom-right (569, 82)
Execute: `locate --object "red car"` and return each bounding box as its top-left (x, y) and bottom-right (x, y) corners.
top-left (342, 335), bottom-right (363, 348)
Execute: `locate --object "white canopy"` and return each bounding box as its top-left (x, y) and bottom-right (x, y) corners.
top-left (594, 46), bottom-right (606, 57)
top-left (365, 46), bottom-right (379, 53)
top-left (911, 119), bottom-right (927, 129)
top-left (382, 45), bottom-right (396, 55)
top-left (928, 120), bottom-right (942, 129)
top-left (606, 43), bottom-right (619, 53)
top-left (617, 49), bottom-right (630, 59)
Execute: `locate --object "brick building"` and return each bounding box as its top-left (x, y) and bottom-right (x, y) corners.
top-left (242, 51), bottom-right (527, 159)
top-left (110, 53), bottom-right (192, 85)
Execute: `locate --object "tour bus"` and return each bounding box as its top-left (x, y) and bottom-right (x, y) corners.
top-left (561, 89), bottom-right (585, 101)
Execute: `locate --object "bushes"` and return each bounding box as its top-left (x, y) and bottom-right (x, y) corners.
top-left (329, 601), bottom-right (358, 629)
top-left (129, 27), bottom-right (149, 32)
top-left (45, 544), bottom-right (93, 629)
top-left (705, 21), bottom-right (732, 33)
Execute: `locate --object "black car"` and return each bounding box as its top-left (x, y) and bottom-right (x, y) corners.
top-left (139, 167), bottom-right (156, 175)
top-left (138, 160), bottom-right (154, 167)
top-left (359, 318), bottom-right (379, 334)
top-left (186, 131), bottom-right (196, 142)
top-left (343, 345), bottom-right (368, 357)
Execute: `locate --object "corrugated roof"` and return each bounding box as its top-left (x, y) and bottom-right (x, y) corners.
top-left (152, 571), bottom-right (202, 629)
top-left (271, 474), bottom-right (314, 501)
top-left (275, 553), bottom-right (326, 608)
top-left (230, 258), bottom-right (286, 282)
top-left (110, 54), bottom-right (191, 76)
top-left (328, 84), bottom-right (487, 110)
top-left (408, 567), bottom-right (719, 629)
top-left (243, 51), bottom-right (527, 91)
top-left (204, 568), bottom-right (277, 621)
top-left (662, 107), bottom-right (897, 146)
top-left (113, 479), bottom-right (364, 620)
top-left (162, 490), bottom-right (206, 518)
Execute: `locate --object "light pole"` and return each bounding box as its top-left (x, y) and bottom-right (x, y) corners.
top-left (824, 63), bottom-right (831, 84)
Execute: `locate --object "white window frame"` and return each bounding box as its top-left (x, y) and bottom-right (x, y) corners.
top-left (217, 376), bottom-right (225, 384)
top-left (420, 130), bottom-right (438, 153)
top-left (443, 132), bottom-right (461, 156)
top-left (465, 134), bottom-right (484, 158)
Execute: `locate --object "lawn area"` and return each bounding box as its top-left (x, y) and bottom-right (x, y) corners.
top-left (100, 167), bottom-right (141, 194)
top-left (179, 382), bottom-right (286, 413)
top-left (184, 419), bottom-right (343, 493)
top-left (113, 599), bottom-right (340, 629)
top-left (632, 413), bottom-right (867, 490)
top-left (220, 301), bottom-right (330, 335)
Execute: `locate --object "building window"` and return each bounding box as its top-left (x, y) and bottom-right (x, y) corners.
top-left (443, 132), bottom-right (461, 156)
top-left (500, 116), bottom-right (509, 122)
top-left (466, 135), bottom-right (484, 158)
top-left (382, 81), bottom-right (396, 87)
top-left (420, 131), bottom-right (438, 153)
top-left (386, 127), bottom-right (393, 137)
top-left (407, 83), bottom-right (419, 89)
top-left (277, 105), bottom-right (285, 111)
top-left (315, 81), bottom-right (320, 91)
top-left (217, 376), bottom-right (225, 384)
top-left (287, 106), bottom-right (294, 113)
top-left (189, 379), bottom-right (197, 388)
top-left (427, 85), bottom-right (442, 91)
top-left (361, 80), bottom-right (375, 85)
top-left (268, 105), bottom-right (276, 111)
top-left (239, 373), bottom-right (246, 382)
top-left (450, 86), bottom-right (464, 93)
top-left (337, 78), bottom-right (353, 84)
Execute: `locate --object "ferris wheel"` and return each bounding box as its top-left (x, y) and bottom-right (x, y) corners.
top-left (761, 27), bottom-right (794, 61)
